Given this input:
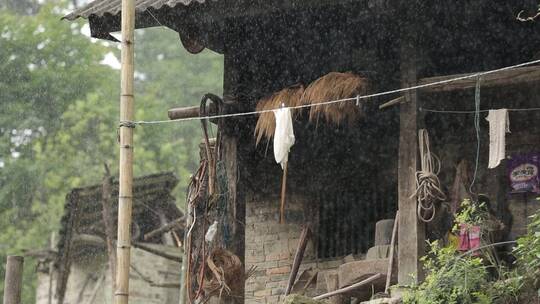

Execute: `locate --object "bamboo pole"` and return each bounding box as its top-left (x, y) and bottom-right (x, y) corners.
top-left (115, 0), bottom-right (135, 303)
top-left (313, 273), bottom-right (382, 300)
top-left (3, 256), bottom-right (24, 304)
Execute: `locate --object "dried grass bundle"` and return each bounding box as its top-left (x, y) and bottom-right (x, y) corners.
top-left (254, 84), bottom-right (304, 145)
top-left (301, 72), bottom-right (369, 125)
top-left (203, 248), bottom-right (245, 299)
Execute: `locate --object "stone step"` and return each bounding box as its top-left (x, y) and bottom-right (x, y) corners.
top-left (366, 245), bottom-right (397, 260)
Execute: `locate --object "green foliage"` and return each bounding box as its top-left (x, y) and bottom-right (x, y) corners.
top-left (404, 200), bottom-right (527, 304)
top-left (513, 206), bottom-right (540, 289)
top-left (453, 199), bottom-right (488, 230)
top-left (403, 241), bottom-right (489, 304)
top-left (0, 2), bottom-right (223, 302)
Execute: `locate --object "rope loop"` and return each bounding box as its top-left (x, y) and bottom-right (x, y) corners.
top-left (411, 129), bottom-right (447, 223)
top-left (118, 120), bottom-right (137, 129)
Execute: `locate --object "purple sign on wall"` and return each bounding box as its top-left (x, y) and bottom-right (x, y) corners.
top-left (508, 153), bottom-right (540, 194)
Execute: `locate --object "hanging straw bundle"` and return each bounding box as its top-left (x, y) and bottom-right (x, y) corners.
top-left (202, 248), bottom-right (245, 300)
top-left (254, 84), bottom-right (304, 146)
top-left (300, 72), bottom-right (369, 125)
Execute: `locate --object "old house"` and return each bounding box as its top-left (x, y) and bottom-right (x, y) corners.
top-left (64, 1), bottom-right (540, 303)
top-left (34, 172), bottom-right (184, 304)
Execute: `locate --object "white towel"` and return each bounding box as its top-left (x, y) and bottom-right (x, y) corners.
top-left (485, 109), bottom-right (510, 169)
top-left (273, 107), bottom-right (295, 169)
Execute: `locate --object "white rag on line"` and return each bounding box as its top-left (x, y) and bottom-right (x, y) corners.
top-left (485, 109), bottom-right (510, 169)
top-left (273, 107), bottom-right (295, 169)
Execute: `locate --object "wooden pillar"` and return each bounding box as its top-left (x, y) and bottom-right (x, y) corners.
top-left (397, 28), bottom-right (424, 285)
top-left (3, 256), bottom-right (24, 304)
top-left (115, 0), bottom-right (135, 303)
top-left (220, 40), bottom-right (245, 303)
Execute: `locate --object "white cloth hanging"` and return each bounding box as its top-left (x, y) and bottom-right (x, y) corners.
top-left (273, 107), bottom-right (295, 169)
top-left (485, 109), bottom-right (510, 169)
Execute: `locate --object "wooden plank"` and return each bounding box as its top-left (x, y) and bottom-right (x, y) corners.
top-left (419, 65), bottom-right (540, 93)
top-left (397, 31), bottom-right (424, 285)
top-left (285, 227), bottom-right (311, 295)
top-left (385, 213), bottom-right (399, 294)
top-left (313, 274), bottom-right (382, 301)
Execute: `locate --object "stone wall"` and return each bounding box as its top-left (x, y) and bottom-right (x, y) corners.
top-left (244, 193), bottom-right (348, 304)
top-left (36, 245), bottom-right (182, 304)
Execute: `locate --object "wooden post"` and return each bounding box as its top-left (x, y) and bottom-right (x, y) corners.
top-left (179, 202), bottom-right (192, 304)
top-left (101, 165), bottom-right (117, 294)
top-left (115, 0), bottom-right (135, 303)
top-left (385, 212), bottom-right (399, 293)
top-left (3, 256), bottom-right (24, 304)
top-left (397, 24), bottom-right (424, 285)
top-left (47, 233), bottom-right (55, 304)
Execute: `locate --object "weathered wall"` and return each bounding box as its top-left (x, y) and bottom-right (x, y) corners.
top-left (36, 245), bottom-right (182, 304)
top-left (244, 193), bottom-right (348, 304)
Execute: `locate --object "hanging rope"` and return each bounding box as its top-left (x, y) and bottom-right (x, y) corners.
top-left (411, 129), bottom-right (447, 222)
top-left (200, 93), bottom-right (224, 196)
top-left (469, 77), bottom-right (482, 194)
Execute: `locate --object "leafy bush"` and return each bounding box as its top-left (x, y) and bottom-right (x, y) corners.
top-left (513, 208), bottom-right (540, 289)
top-left (403, 241), bottom-right (489, 304)
top-left (403, 199), bottom-right (529, 304)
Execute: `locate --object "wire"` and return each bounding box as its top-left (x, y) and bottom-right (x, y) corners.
top-left (127, 58), bottom-right (540, 126)
top-left (421, 107), bottom-right (540, 113)
top-left (469, 77), bottom-right (482, 194)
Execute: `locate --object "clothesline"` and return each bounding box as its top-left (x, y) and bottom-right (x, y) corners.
top-left (420, 107), bottom-right (540, 114)
top-left (125, 58), bottom-right (540, 126)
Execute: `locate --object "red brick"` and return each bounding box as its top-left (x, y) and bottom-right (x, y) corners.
top-left (266, 266), bottom-right (290, 275)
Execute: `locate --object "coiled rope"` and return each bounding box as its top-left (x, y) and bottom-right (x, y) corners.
top-left (411, 129), bottom-right (447, 222)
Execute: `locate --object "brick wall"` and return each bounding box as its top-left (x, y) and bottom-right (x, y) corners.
top-left (245, 193), bottom-right (345, 304)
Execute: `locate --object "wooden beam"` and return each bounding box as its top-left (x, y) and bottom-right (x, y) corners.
top-left (419, 65), bottom-right (540, 93)
top-left (379, 96), bottom-right (405, 110)
top-left (397, 29), bottom-right (424, 285)
top-left (167, 104), bottom-right (216, 120)
top-left (143, 216), bottom-right (186, 241)
top-left (71, 234), bottom-right (183, 263)
top-left (132, 243), bottom-right (182, 263)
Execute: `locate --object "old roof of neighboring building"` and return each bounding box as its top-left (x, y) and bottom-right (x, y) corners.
top-left (54, 172), bottom-right (183, 301)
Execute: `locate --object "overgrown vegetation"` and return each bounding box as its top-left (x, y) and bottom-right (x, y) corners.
top-left (403, 200), bottom-right (540, 304)
top-left (513, 205), bottom-right (540, 292)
